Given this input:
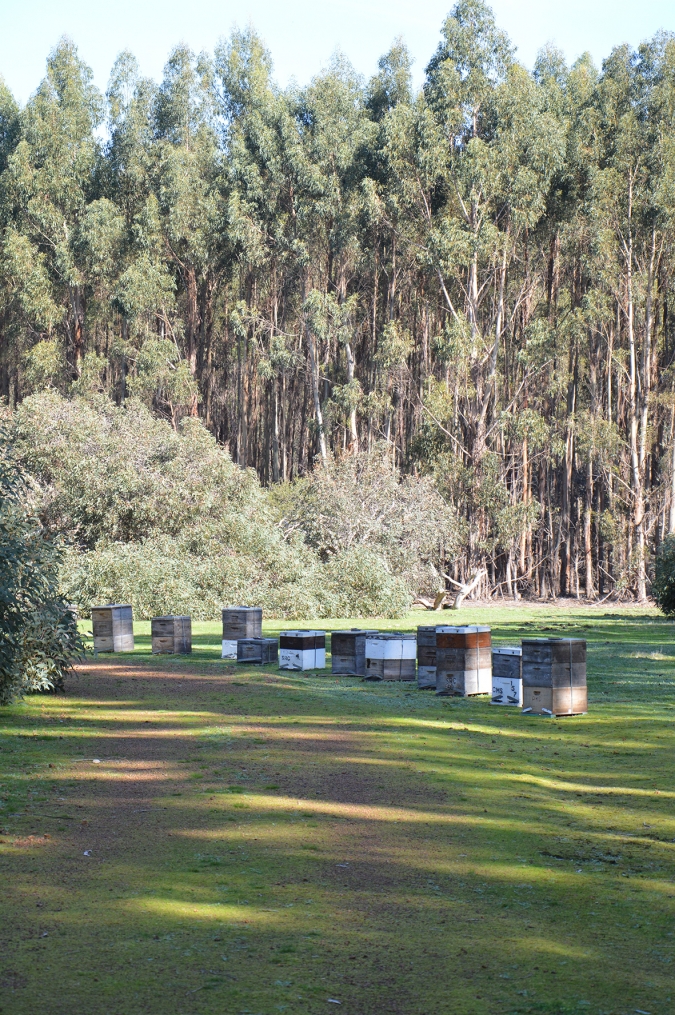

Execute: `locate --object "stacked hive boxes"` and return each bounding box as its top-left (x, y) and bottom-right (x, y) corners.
top-left (522, 638), bottom-right (587, 715)
top-left (436, 625), bottom-right (491, 696)
top-left (151, 615), bottom-right (192, 655)
top-left (237, 638), bottom-right (278, 665)
top-left (491, 646), bottom-right (522, 705)
top-left (416, 626), bottom-right (437, 688)
top-left (331, 630), bottom-right (378, 676)
top-left (221, 607), bottom-right (263, 659)
top-left (279, 631), bottom-right (326, 670)
top-left (364, 633), bottom-right (416, 681)
top-left (91, 605), bottom-right (134, 653)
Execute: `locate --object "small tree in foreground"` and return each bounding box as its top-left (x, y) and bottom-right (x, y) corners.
top-left (652, 535), bottom-right (675, 616)
top-left (0, 439), bottom-right (83, 704)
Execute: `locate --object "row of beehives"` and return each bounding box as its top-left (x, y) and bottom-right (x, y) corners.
top-left (90, 607), bottom-right (586, 716)
top-left (417, 625), bottom-right (587, 716)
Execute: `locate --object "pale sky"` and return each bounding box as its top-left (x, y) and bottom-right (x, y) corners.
top-left (1, 0), bottom-right (674, 104)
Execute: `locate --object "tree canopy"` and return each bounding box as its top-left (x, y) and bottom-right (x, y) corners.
top-left (3, 4), bottom-right (675, 601)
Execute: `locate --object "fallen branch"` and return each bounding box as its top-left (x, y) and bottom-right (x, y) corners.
top-left (442, 569), bottom-right (486, 610)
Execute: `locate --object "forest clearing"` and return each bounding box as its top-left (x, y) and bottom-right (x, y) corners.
top-left (1, 604), bottom-right (674, 1015)
top-left (3, 2), bottom-right (675, 1012)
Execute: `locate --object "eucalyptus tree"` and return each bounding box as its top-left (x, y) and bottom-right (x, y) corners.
top-left (153, 44), bottom-right (228, 410)
top-left (215, 27), bottom-right (305, 473)
top-left (1, 39), bottom-right (103, 390)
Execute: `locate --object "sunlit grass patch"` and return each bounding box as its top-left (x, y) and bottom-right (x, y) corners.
top-left (2, 603), bottom-right (675, 1013)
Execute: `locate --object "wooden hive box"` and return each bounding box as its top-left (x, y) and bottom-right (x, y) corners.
top-left (331, 629), bottom-right (379, 676)
top-left (364, 633), bottom-right (417, 681)
top-left (417, 626), bottom-right (437, 688)
top-left (435, 626), bottom-right (491, 696)
top-left (522, 638), bottom-right (587, 715)
top-left (151, 616), bottom-right (191, 655)
top-left (237, 637), bottom-right (278, 665)
top-left (491, 646), bottom-right (522, 706)
top-left (279, 631), bottom-right (326, 670)
top-left (221, 606), bottom-right (263, 659)
top-left (91, 604), bottom-right (134, 653)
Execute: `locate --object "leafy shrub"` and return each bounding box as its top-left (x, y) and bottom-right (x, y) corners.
top-left (653, 534), bottom-right (675, 615)
top-left (318, 546), bottom-right (412, 618)
top-left (0, 440), bottom-right (83, 703)
top-left (275, 444), bottom-right (461, 596)
top-left (13, 393), bottom-right (412, 619)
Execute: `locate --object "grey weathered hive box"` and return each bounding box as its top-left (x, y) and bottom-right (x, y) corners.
top-left (151, 616), bottom-right (191, 655)
top-left (364, 633), bottom-right (417, 681)
top-left (417, 626), bottom-right (437, 688)
top-left (331, 629), bottom-right (378, 676)
top-left (91, 604), bottom-right (134, 653)
top-left (492, 645), bottom-right (522, 680)
top-left (221, 606), bottom-right (263, 658)
top-left (521, 638), bottom-right (587, 715)
top-left (237, 638), bottom-right (278, 665)
top-left (435, 626), bottom-right (491, 696)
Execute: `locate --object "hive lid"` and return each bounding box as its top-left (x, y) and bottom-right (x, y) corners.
top-left (436, 625), bottom-right (491, 633)
top-left (333, 628), bottom-right (379, 634)
top-left (93, 603), bottom-right (132, 610)
top-left (367, 631), bottom-right (416, 639)
top-left (282, 629), bottom-right (325, 636)
top-left (492, 645), bottom-right (521, 656)
top-left (521, 637), bottom-right (585, 644)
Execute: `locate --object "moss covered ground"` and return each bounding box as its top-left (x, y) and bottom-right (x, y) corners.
top-left (1, 604), bottom-right (674, 1015)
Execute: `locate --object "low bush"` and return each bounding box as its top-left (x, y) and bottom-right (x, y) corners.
top-left (11, 393), bottom-right (459, 620)
top-left (0, 438), bottom-right (83, 703)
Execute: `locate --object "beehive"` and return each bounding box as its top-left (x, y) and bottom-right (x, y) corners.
top-left (364, 633), bottom-right (417, 681)
top-left (491, 646), bottom-right (522, 705)
top-left (331, 629), bottom-right (378, 676)
top-left (91, 605), bottom-right (134, 653)
top-left (436, 626), bottom-right (491, 696)
top-left (279, 631), bottom-right (326, 670)
top-left (237, 638), bottom-right (278, 665)
top-left (417, 626), bottom-right (437, 688)
top-left (521, 638), bottom-right (587, 715)
top-left (151, 615), bottom-right (192, 655)
top-left (221, 606), bottom-right (263, 659)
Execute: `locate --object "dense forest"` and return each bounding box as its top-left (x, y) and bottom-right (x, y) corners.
top-left (2, 0), bottom-right (675, 603)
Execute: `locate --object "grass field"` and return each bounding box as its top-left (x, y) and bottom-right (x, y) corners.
top-left (1, 604), bottom-right (675, 1015)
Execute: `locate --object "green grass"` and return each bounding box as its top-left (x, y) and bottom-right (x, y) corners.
top-left (1, 604), bottom-right (675, 1014)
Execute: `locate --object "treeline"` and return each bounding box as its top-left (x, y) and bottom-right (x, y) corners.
top-left (2, 1), bottom-right (675, 601)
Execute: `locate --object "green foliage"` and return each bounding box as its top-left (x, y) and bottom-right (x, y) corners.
top-left (277, 444), bottom-right (461, 597)
top-left (2, 12), bottom-right (675, 605)
top-left (319, 545), bottom-right (412, 617)
top-left (652, 534), bottom-right (675, 615)
top-left (12, 393), bottom-right (418, 619)
top-left (0, 435), bottom-right (83, 703)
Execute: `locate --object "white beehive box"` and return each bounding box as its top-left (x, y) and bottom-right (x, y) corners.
top-left (365, 633), bottom-right (417, 681)
top-left (491, 646), bottom-right (522, 705)
top-left (279, 631), bottom-right (326, 670)
top-left (221, 639), bottom-right (238, 659)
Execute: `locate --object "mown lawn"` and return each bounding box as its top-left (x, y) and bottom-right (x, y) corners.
top-left (1, 604), bottom-right (674, 1015)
